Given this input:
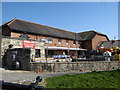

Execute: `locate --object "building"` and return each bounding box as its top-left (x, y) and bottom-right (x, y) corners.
top-left (96, 40), bottom-right (120, 61)
top-left (0, 29), bottom-right (2, 65)
top-left (97, 40), bottom-right (120, 53)
top-left (2, 19), bottom-right (85, 59)
top-left (2, 18), bottom-right (109, 59)
top-left (2, 37), bottom-right (45, 69)
top-left (78, 31), bottom-right (109, 50)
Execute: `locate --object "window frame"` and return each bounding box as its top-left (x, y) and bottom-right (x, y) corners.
top-left (73, 40), bottom-right (76, 45)
top-left (20, 34), bottom-right (29, 39)
top-left (35, 49), bottom-right (41, 58)
top-left (48, 37), bottom-right (53, 44)
top-left (58, 38), bottom-right (62, 44)
top-left (66, 40), bottom-right (69, 45)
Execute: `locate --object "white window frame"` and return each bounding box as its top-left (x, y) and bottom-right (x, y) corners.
top-left (73, 40), bottom-right (76, 45)
top-left (66, 40), bottom-right (69, 45)
top-left (48, 37), bottom-right (53, 44)
top-left (58, 39), bottom-right (62, 44)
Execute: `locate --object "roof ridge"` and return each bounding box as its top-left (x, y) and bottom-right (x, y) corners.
top-left (1, 18), bottom-right (16, 26)
top-left (78, 30), bottom-right (106, 36)
top-left (84, 31), bottom-right (93, 40)
top-left (78, 30), bottom-right (92, 34)
top-left (7, 18), bottom-right (17, 25)
top-left (92, 30), bottom-right (106, 35)
top-left (14, 18), bottom-right (77, 34)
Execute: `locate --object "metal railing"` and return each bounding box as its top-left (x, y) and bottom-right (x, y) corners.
top-left (71, 54), bottom-right (119, 62)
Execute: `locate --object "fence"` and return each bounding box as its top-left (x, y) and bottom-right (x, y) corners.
top-left (85, 55), bottom-right (115, 61)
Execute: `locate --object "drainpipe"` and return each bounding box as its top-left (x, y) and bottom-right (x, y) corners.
top-left (45, 48), bottom-right (48, 62)
top-left (75, 33), bottom-right (78, 59)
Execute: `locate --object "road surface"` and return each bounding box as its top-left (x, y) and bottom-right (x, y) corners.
top-left (0, 68), bottom-right (86, 83)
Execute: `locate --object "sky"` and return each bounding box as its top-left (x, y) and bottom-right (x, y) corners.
top-left (2, 2), bottom-right (118, 40)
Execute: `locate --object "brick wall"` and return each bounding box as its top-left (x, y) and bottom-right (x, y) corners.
top-left (81, 41), bottom-right (92, 50)
top-left (92, 35), bottom-right (108, 49)
top-left (81, 35), bottom-right (108, 50)
top-left (85, 41), bottom-right (92, 50)
top-left (10, 32), bottom-right (80, 48)
top-left (44, 37), bottom-right (80, 48)
top-left (2, 26), bottom-right (11, 36)
top-left (5, 31), bottom-right (109, 51)
top-left (11, 32), bottom-right (21, 38)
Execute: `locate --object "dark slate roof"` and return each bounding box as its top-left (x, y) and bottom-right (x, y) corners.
top-left (3, 19), bottom-right (82, 40)
top-left (78, 31), bottom-right (109, 41)
top-left (113, 40), bottom-right (120, 47)
top-left (98, 40), bottom-right (120, 49)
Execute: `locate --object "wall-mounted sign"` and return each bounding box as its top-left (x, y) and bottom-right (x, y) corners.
top-left (22, 40), bottom-right (35, 49)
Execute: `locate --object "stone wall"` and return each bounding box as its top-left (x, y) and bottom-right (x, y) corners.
top-left (92, 34), bottom-right (108, 49)
top-left (1, 37), bottom-right (45, 56)
top-left (30, 61), bottom-right (120, 72)
top-left (1, 37), bottom-right (46, 70)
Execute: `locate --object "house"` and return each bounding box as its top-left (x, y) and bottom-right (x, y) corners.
top-left (78, 31), bottom-right (109, 50)
top-left (2, 37), bottom-right (45, 69)
top-left (2, 18), bottom-right (109, 59)
top-left (96, 40), bottom-right (120, 61)
top-left (97, 40), bottom-right (120, 53)
top-left (2, 18), bottom-right (86, 59)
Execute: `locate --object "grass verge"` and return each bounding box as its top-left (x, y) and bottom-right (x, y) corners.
top-left (44, 70), bottom-right (120, 88)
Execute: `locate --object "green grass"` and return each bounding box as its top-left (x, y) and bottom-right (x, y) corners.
top-left (45, 70), bottom-right (120, 88)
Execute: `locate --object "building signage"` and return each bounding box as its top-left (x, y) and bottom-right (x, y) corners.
top-left (22, 40), bottom-right (35, 49)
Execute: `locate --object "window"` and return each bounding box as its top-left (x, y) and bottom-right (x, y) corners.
top-left (58, 39), bottom-right (62, 44)
top-left (35, 49), bottom-right (41, 58)
top-left (48, 37), bottom-right (53, 44)
top-left (20, 34), bottom-right (29, 39)
top-left (66, 40), bottom-right (69, 45)
top-left (78, 42), bottom-right (81, 46)
top-left (48, 50), bottom-right (54, 57)
top-left (40, 38), bottom-right (48, 44)
top-left (73, 40), bottom-right (76, 45)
